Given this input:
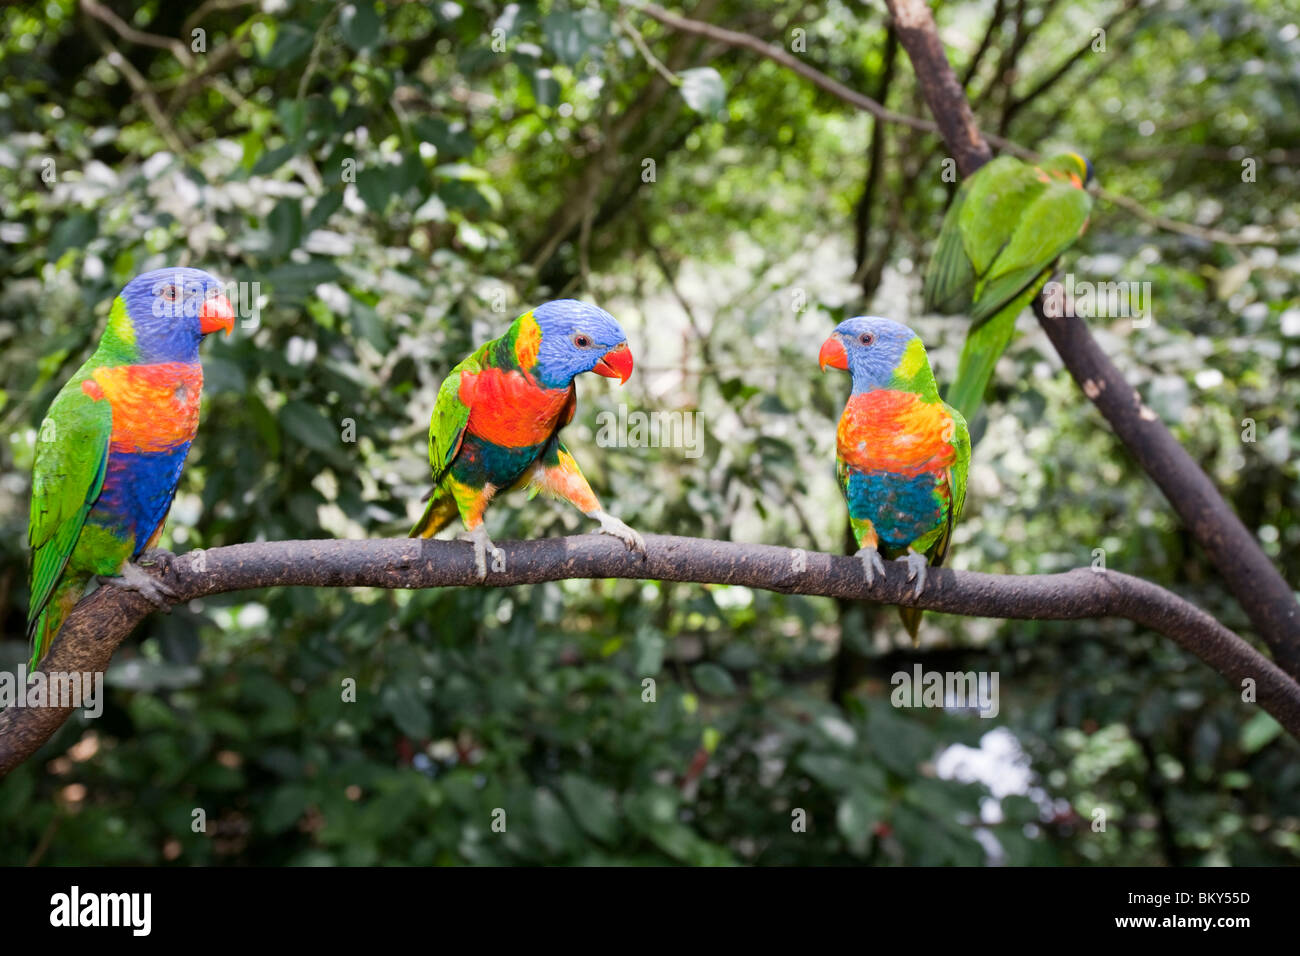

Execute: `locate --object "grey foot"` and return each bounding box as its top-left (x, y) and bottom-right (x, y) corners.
top-left (459, 526), bottom-right (504, 581)
top-left (108, 561), bottom-right (178, 608)
top-left (588, 510), bottom-right (646, 553)
top-left (900, 550), bottom-right (929, 598)
top-left (855, 546), bottom-right (886, 585)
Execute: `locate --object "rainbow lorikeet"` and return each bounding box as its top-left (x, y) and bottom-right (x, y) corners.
top-left (820, 316), bottom-right (970, 643)
top-left (27, 267), bottom-right (234, 668)
top-left (410, 300), bottom-right (645, 578)
top-left (923, 152), bottom-right (1094, 423)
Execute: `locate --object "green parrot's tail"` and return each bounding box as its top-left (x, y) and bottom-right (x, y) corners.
top-left (410, 486), bottom-right (458, 539)
top-left (944, 277), bottom-right (1046, 423)
top-left (898, 606), bottom-right (923, 647)
top-left (27, 576), bottom-right (86, 671)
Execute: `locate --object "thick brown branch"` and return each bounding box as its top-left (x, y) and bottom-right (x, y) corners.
top-left (880, 0), bottom-right (1300, 674)
top-left (885, 0), bottom-right (993, 174)
top-left (3, 535), bottom-right (1298, 776)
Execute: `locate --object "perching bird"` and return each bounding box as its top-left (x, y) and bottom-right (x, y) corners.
top-left (923, 152), bottom-right (1094, 423)
top-left (27, 267), bottom-right (234, 668)
top-left (411, 300), bottom-right (645, 578)
top-left (820, 316), bottom-right (970, 643)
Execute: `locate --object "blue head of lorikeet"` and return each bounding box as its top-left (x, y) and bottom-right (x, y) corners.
top-left (531, 299), bottom-right (633, 388)
top-left (819, 316), bottom-right (924, 393)
top-left (119, 267), bottom-right (235, 361)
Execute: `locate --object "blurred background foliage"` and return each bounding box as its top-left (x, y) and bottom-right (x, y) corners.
top-left (1, 0), bottom-right (1298, 865)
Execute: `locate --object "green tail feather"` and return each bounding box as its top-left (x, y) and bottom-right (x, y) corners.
top-left (27, 576), bottom-right (86, 670)
top-left (898, 606), bottom-right (923, 646)
top-left (410, 486), bottom-right (458, 539)
top-left (944, 274), bottom-right (1049, 424)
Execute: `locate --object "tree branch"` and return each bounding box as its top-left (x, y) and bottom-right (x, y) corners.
top-left (3, 535), bottom-right (1299, 776)
top-left (880, 0), bottom-right (1300, 676)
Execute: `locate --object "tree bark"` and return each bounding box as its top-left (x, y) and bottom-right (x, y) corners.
top-left (3, 535), bottom-right (1299, 776)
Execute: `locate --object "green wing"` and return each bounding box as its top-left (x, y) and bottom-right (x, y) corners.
top-left (971, 180), bottom-right (1092, 325)
top-left (922, 184), bottom-right (975, 314)
top-left (944, 275), bottom-right (1047, 424)
top-left (27, 371), bottom-right (113, 637)
top-left (426, 348), bottom-right (484, 489)
top-left (957, 156), bottom-right (1044, 278)
top-left (924, 156), bottom-right (1045, 316)
top-left (928, 403), bottom-right (970, 568)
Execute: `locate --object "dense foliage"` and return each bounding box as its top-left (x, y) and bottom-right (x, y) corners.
top-left (1, 0), bottom-right (1297, 865)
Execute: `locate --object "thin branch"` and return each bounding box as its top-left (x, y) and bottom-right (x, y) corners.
top-left (622, 1), bottom-right (957, 143)
top-left (83, 20), bottom-right (192, 155)
top-left (1002, 0), bottom-right (1141, 129)
top-left (182, 0), bottom-right (256, 37)
top-left (959, 0), bottom-right (1005, 88)
top-left (1095, 185), bottom-right (1287, 247)
top-left (617, 14), bottom-right (682, 87)
top-left (630, 0), bottom-right (1290, 248)
top-left (81, 0), bottom-right (195, 65)
top-left (2, 535), bottom-right (1299, 776)
top-left (881, 0), bottom-right (1300, 676)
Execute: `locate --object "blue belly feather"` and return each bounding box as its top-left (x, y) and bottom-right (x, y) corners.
top-left (452, 433), bottom-right (545, 489)
top-left (90, 443), bottom-right (192, 557)
top-left (844, 466), bottom-right (944, 552)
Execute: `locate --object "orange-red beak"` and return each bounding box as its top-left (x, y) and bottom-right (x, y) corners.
top-left (200, 294), bottom-right (235, 337)
top-left (819, 336), bottom-right (848, 372)
top-left (594, 342), bottom-right (634, 384)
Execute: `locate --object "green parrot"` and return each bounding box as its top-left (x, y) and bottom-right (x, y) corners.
top-left (923, 152), bottom-right (1094, 424)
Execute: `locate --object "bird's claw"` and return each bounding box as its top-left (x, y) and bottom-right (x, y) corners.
top-left (108, 561), bottom-right (178, 609)
top-left (589, 510), bottom-right (646, 554)
top-left (855, 546), bottom-right (886, 585)
top-left (459, 526), bottom-right (504, 581)
top-left (900, 550), bottom-right (928, 598)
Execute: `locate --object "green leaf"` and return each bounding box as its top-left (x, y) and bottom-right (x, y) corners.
top-left (251, 143), bottom-right (299, 176)
top-left (1241, 711), bottom-right (1283, 753)
top-left (339, 2), bottom-right (381, 51)
top-left (413, 117), bottom-right (474, 158)
top-left (304, 190), bottom-right (343, 232)
top-left (263, 785), bottom-right (310, 834)
top-left (262, 24), bottom-right (314, 68)
top-left (278, 400), bottom-right (341, 455)
top-left (48, 212), bottom-right (96, 261)
top-left (264, 260), bottom-right (343, 300)
top-left (532, 788), bottom-right (582, 853)
top-left (837, 789), bottom-right (887, 856)
top-left (559, 774), bottom-right (620, 843)
top-left (542, 9), bottom-right (608, 66)
top-left (356, 166), bottom-right (392, 213)
top-left (381, 683), bottom-right (432, 739)
top-left (267, 198), bottom-right (303, 259)
top-left (692, 662), bottom-right (736, 696)
top-left (678, 67), bottom-right (726, 116)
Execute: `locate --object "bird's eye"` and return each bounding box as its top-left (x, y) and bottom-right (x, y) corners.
top-left (160, 285), bottom-right (179, 302)
top-left (573, 333), bottom-right (593, 348)
top-left (858, 332), bottom-right (875, 346)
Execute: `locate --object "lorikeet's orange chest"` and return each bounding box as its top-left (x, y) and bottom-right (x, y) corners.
top-left (83, 362), bottom-right (204, 454)
top-left (837, 390), bottom-right (956, 475)
top-left (460, 368), bottom-right (573, 449)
